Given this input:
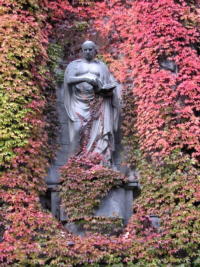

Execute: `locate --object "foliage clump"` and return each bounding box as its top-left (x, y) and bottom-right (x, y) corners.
top-left (60, 152), bottom-right (127, 234)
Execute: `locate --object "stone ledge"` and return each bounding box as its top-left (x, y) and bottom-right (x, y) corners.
top-left (124, 180), bottom-right (141, 191)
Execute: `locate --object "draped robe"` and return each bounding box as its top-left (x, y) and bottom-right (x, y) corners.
top-left (64, 59), bottom-right (121, 166)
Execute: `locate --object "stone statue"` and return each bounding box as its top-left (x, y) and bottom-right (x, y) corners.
top-left (64, 40), bottom-right (121, 166)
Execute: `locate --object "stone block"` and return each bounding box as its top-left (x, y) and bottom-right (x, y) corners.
top-left (45, 165), bottom-right (61, 185)
top-left (124, 189), bottom-right (134, 224)
top-left (159, 58), bottom-right (177, 73)
top-left (54, 144), bottom-right (70, 166)
top-left (64, 222), bottom-right (85, 236)
top-left (149, 215), bottom-right (160, 229)
top-left (57, 103), bottom-right (68, 123)
top-left (60, 206), bottom-right (68, 222)
top-left (57, 123), bottom-right (70, 145)
top-left (56, 84), bottom-right (64, 104)
top-left (51, 191), bottom-right (60, 219)
top-left (94, 188), bottom-right (133, 224)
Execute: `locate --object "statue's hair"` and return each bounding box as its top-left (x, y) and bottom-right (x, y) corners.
top-left (81, 40), bottom-right (97, 51)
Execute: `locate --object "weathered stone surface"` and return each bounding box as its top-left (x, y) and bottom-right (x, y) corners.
top-left (54, 144), bottom-right (70, 166)
top-left (56, 84), bottom-right (64, 104)
top-left (45, 165), bottom-right (60, 185)
top-left (64, 222), bottom-right (85, 236)
top-left (57, 123), bottom-right (70, 145)
top-left (112, 143), bottom-right (122, 170)
top-left (159, 58), bottom-right (177, 73)
top-left (51, 192), bottom-right (60, 219)
top-left (149, 215), bottom-right (160, 229)
top-left (57, 103), bottom-right (68, 124)
top-left (60, 206), bottom-right (68, 222)
top-left (94, 188), bottom-right (133, 225)
top-left (125, 181), bottom-right (140, 191)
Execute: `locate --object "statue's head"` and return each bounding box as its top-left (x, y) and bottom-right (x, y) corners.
top-left (81, 40), bottom-right (97, 61)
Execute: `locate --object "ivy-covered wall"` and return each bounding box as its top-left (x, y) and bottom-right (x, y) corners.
top-left (1, 0), bottom-right (200, 266)
top-left (92, 0), bottom-right (200, 265)
top-left (0, 0), bottom-right (59, 264)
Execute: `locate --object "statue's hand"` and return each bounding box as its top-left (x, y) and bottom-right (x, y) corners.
top-left (87, 78), bottom-right (98, 86)
top-left (85, 76), bottom-right (98, 86)
top-left (84, 74), bottom-right (102, 89)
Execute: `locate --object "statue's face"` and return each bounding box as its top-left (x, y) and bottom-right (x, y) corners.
top-left (82, 43), bottom-right (96, 61)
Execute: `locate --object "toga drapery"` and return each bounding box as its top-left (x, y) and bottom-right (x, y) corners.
top-left (64, 59), bottom-right (121, 165)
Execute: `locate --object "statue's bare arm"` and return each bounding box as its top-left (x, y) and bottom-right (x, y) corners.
top-left (65, 61), bottom-right (99, 86)
top-left (66, 74), bottom-right (97, 86)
